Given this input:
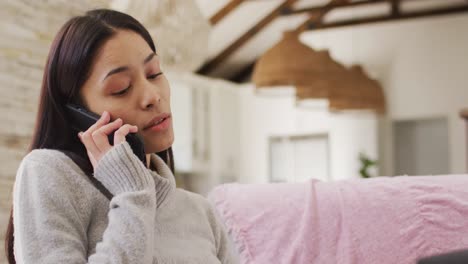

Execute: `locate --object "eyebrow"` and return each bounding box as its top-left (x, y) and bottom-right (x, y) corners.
top-left (103, 52), bottom-right (156, 81)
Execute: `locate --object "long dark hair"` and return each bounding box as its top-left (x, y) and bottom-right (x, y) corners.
top-left (5, 9), bottom-right (175, 263)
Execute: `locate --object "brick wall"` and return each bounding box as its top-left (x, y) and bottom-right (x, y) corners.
top-left (0, 1), bottom-right (107, 262)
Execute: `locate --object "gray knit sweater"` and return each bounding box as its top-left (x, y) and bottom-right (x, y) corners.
top-left (13, 141), bottom-right (238, 263)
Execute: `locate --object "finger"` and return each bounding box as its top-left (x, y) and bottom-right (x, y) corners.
top-left (80, 111), bottom-right (111, 155)
top-left (78, 131), bottom-right (101, 160)
top-left (87, 111), bottom-right (111, 135)
top-left (81, 111), bottom-right (112, 157)
top-left (87, 149), bottom-right (98, 169)
top-left (92, 118), bottom-right (123, 152)
top-left (114, 124), bottom-right (138, 145)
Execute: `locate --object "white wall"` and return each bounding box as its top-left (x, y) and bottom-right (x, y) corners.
top-left (169, 73), bottom-right (379, 186)
top-left (237, 85), bottom-right (379, 183)
top-left (329, 112), bottom-right (379, 180)
top-left (301, 14), bottom-right (468, 175)
top-left (238, 87), bottom-right (298, 183)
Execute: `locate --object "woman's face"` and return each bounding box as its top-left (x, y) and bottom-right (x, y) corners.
top-left (80, 29), bottom-right (174, 154)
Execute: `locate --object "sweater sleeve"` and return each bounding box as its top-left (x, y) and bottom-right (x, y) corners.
top-left (208, 204), bottom-right (240, 264)
top-left (13, 142), bottom-right (156, 264)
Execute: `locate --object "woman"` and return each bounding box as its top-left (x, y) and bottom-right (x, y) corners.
top-left (5, 8), bottom-right (238, 263)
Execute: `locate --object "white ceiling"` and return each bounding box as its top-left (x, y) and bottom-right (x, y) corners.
top-left (1, 0), bottom-right (466, 81)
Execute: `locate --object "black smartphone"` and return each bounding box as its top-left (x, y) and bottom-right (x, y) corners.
top-left (65, 103), bottom-right (146, 164)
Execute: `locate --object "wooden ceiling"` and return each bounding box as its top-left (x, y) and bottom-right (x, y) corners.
top-left (195, 0), bottom-right (468, 82)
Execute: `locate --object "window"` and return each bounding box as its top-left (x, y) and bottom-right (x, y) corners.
top-left (269, 133), bottom-right (330, 182)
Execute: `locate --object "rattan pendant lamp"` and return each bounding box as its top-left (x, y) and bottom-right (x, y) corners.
top-left (252, 31), bottom-right (346, 99)
top-left (252, 30), bottom-right (386, 113)
top-left (329, 65), bottom-right (386, 113)
top-left (295, 50), bottom-right (348, 100)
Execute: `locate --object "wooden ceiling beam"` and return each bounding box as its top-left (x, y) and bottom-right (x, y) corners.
top-left (294, 0), bottom-right (347, 33)
top-left (282, 0), bottom-right (387, 16)
top-left (197, 0), bottom-right (297, 75)
top-left (307, 4), bottom-right (468, 31)
top-left (231, 62), bottom-right (255, 83)
top-left (391, 0), bottom-right (400, 16)
top-left (210, 0), bottom-right (245, 25)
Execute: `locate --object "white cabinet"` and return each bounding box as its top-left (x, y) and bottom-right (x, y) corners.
top-left (168, 72), bottom-right (241, 194)
top-left (169, 78), bottom-right (193, 173)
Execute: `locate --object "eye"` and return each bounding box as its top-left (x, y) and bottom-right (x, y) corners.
top-left (148, 72), bottom-right (163, 80)
top-left (112, 86), bottom-right (130, 96)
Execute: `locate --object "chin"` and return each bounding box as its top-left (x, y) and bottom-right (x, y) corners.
top-left (145, 145), bottom-right (171, 154)
top-left (143, 133), bottom-right (174, 154)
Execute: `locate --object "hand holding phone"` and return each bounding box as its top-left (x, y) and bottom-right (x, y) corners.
top-left (66, 104), bottom-right (146, 168)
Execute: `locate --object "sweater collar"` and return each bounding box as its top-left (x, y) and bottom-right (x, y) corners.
top-left (148, 154), bottom-right (176, 207)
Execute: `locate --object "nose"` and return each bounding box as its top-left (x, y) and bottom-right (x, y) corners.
top-left (140, 82), bottom-right (161, 110)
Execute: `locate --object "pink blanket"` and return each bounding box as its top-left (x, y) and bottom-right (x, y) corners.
top-left (208, 175), bottom-right (468, 264)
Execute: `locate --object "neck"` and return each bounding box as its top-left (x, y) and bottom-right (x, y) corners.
top-left (146, 154), bottom-right (151, 168)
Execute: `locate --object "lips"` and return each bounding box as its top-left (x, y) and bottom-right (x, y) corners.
top-left (143, 113), bottom-right (171, 130)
